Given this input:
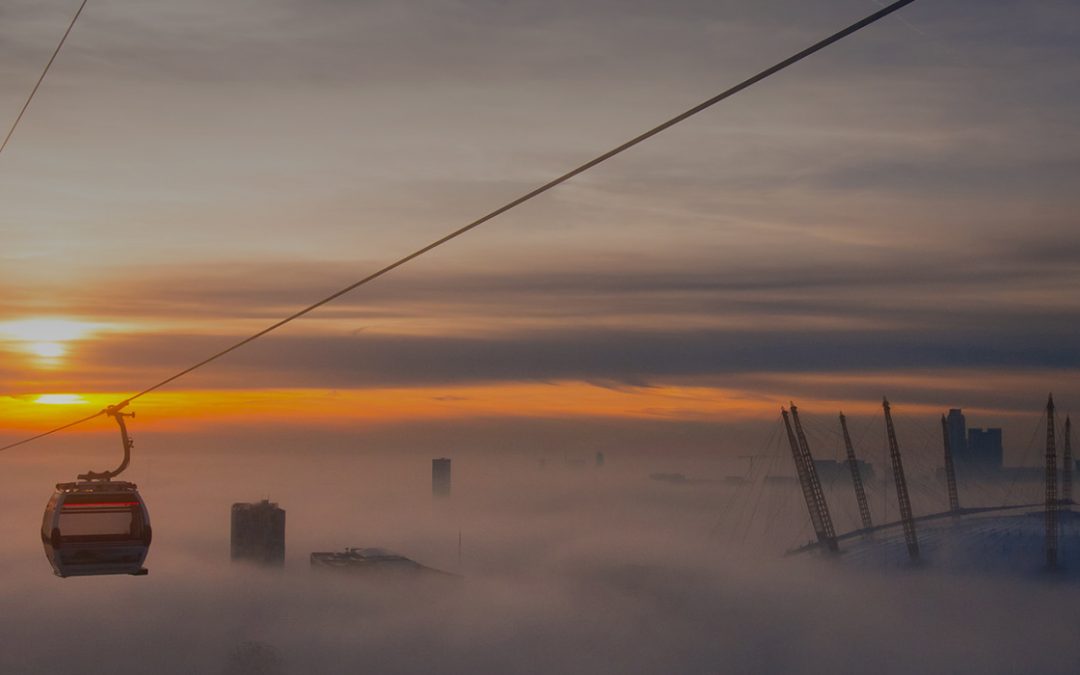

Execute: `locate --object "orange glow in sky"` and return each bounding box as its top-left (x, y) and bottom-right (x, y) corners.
top-left (0, 382), bottom-right (782, 434)
top-left (0, 0), bottom-right (1076, 464)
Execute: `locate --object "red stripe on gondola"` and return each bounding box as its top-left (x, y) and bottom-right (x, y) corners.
top-left (63, 501), bottom-right (139, 508)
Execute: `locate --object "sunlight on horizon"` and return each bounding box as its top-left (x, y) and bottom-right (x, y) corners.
top-left (0, 318), bottom-right (103, 369)
top-left (33, 394), bottom-right (89, 406)
top-left (0, 383), bottom-right (766, 433)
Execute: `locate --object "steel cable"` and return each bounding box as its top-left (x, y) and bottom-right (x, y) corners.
top-left (0, 0), bottom-right (920, 452)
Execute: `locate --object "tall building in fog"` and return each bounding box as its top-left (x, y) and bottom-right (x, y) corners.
top-left (947, 409), bottom-right (968, 462)
top-left (231, 500), bottom-right (285, 566)
top-left (968, 427), bottom-right (1004, 469)
top-left (432, 458), bottom-right (451, 497)
top-left (946, 407), bottom-right (1004, 473)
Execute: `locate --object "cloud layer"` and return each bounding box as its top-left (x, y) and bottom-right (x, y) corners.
top-left (1, 0), bottom-right (1079, 445)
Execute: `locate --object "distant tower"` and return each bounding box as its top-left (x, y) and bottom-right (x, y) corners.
top-left (595, 451), bottom-right (605, 467)
top-left (967, 428), bottom-right (1004, 469)
top-left (432, 458), bottom-right (452, 497)
top-left (231, 500), bottom-right (285, 566)
top-left (946, 409), bottom-right (967, 464)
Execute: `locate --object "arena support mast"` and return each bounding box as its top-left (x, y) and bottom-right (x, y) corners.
top-left (883, 398), bottom-right (919, 562)
top-left (839, 412), bottom-right (873, 530)
top-left (1063, 415), bottom-right (1073, 505)
top-left (782, 407), bottom-right (838, 553)
top-left (940, 414), bottom-right (961, 513)
top-left (1045, 394), bottom-right (1059, 570)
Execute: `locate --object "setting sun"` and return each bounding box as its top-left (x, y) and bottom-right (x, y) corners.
top-left (1, 1), bottom-right (1078, 671)
top-left (28, 342), bottom-right (66, 358)
top-left (33, 394), bottom-right (88, 406)
top-left (0, 318), bottom-right (93, 342)
top-left (0, 318), bottom-right (102, 367)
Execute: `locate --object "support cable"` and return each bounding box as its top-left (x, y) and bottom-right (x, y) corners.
top-left (1001, 410), bottom-right (1047, 507)
top-left (0, 0), bottom-right (920, 453)
top-left (0, 0), bottom-right (89, 158)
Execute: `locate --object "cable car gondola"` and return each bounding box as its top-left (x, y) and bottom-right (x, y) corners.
top-left (40, 404), bottom-right (151, 577)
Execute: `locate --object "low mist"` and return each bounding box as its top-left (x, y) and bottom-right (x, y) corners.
top-left (1, 430), bottom-right (1078, 674)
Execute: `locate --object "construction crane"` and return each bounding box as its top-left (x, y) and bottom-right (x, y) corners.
top-left (882, 398), bottom-right (919, 562)
top-left (782, 408), bottom-right (838, 553)
top-left (940, 414), bottom-right (961, 513)
top-left (839, 412), bottom-right (873, 530)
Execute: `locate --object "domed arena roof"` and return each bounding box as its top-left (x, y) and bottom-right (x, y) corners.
top-left (790, 506), bottom-right (1080, 577)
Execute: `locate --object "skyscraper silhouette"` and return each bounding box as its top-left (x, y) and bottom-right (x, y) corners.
top-left (432, 458), bottom-right (451, 497)
top-left (231, 500), bottom-right (285, 566)
top-left (947, 409), bottom-right (968, 463)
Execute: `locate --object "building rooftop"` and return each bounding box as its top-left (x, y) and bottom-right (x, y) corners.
top-left (232, 499), bottom-right (281, 511)
top-left (310, 547), bottom-right (458, 578)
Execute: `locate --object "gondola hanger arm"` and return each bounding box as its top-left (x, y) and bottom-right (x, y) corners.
top-left (77, 404), bottom-right (135, 482)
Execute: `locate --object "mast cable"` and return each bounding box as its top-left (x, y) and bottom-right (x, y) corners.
top-left (0, 0), bottom-right (919, 453)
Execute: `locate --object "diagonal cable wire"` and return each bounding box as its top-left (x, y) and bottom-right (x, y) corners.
top-left (0, 410), bottom-right (105, 453)
top-left (0, 0), bottom-right (920, 452)
top-left (0, 0), bottom-right (89, 158)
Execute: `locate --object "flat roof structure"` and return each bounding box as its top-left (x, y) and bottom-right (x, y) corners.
top-left (310, 547), bottom-right (458, 579)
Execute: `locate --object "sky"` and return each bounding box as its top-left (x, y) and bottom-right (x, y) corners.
top-left (1, 0), bottom-right (1079, 456)
top-left (3, 3), bottom-right (1080, 673)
